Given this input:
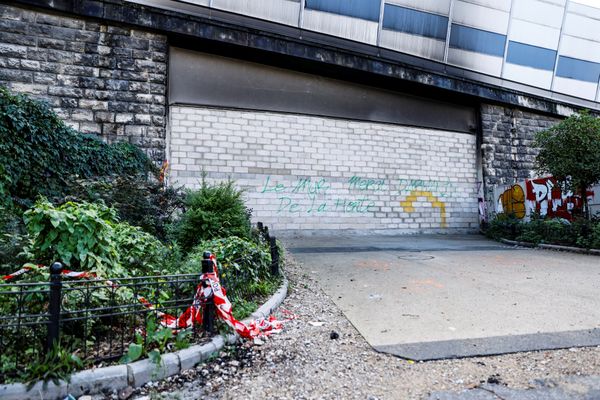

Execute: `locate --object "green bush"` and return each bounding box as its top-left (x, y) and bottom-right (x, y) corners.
top-left (176, 180), bottom-right (252, 252)
top-left (0, 86), bottom-right (155, 207)
top-left (515, 218), bottom-right (544, 244)
top-left (539, 219), bottom-right (572, 245)
top-left (23, 199), bottom-right (168, 277)
top-left (486, 213), bottom-right (600, 249)
top-left (112, 223), bottom-right (168, 276)
top-left (181, 236), bottom-right (273, 302)
top-left (0, 205), bottom-right (28, 274)
top-left (484, 213), bottom-right (522, 240)
top-left (24, 200), bottom-right (120, 275)
top-left (589, 223), bottom-right (600, 249)
top-left (70, 176), bottom-right (185, 241)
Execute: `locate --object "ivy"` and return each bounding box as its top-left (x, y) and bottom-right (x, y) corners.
top-left (0, 86), bottom-right (155, 208)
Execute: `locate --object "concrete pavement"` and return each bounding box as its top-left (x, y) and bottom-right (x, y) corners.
top-left (429, 375), bottom-right (600, 399)
top-left (285, 234), bottom-right (600, 360)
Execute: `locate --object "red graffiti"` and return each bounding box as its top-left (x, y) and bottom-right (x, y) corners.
top-left (525, 177), bottom-right (594, 219)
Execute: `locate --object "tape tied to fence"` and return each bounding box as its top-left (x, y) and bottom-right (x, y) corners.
top-left (2, 255), bottom-right (291, 339)
top-left (139, 254), bottom-right (291, 339)
top-left (2, 263), bottom-right (96, 281)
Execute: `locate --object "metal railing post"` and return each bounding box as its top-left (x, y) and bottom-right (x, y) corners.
top-left (201, 252), bottom-right (215, 334)
top-left (269, 236), bottom-right (280, 276)
top-left (46, 262), bottom-right (63, 352)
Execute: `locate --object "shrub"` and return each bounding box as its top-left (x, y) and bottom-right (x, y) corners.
top-left (0, 86), bottom-right (155, 207)
top-left (24, 200), bottom-right (120, 274)
top-left (70, 176), bottom-right (185, 241)
top-left (589, 223), bottom-right (600, 249)
top-left (23, 199), bottom-right (167, 277)
top-left (539, 219), bottom-right (571, 245)
top-left (486, 212), bottom-right (600, 249)
top-left (516, 218), bottom-right (544, 244)
top-left (484, 213), bottom-right (522, 240)
top-left (176, 180), bottom-right (252, 252)
top-left (181, 236), bottom-right (272, 302)
top-left (0, 205), bottom-right (28, 274)
top-left (112, 223), bottom-right (168, 276)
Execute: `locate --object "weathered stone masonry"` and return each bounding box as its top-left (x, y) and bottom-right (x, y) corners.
top-left (0, 4), bottom-right (168, 161)
top-left (1, 1), bottom-right (586, 230)
top-left (480, 104), bottom-right (561, 209)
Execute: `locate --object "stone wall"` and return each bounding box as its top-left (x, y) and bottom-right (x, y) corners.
top-left (0, 4), bottom-right (168, 161)
top-left (480, 104), bottom-right (561, 208)
top-left (169, 106), bottom-right (479, 233)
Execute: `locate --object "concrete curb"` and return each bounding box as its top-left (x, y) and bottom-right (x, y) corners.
top-left (0, 276), bottom-right (288, 400)
top-left (499, 238), bottom-right (536, 248)
top-left (500, 238), bottom-right (600, 255)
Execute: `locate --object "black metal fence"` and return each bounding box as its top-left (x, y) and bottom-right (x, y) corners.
top-left (0, 222), bottom-right (281, 384)
top-left (258, 221), bottom-right (280, 276)
top-left (0, 270), bottom-right (201, 382)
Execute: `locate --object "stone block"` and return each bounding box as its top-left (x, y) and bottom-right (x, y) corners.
top-left (68, 365), bottom-right (129, 398)
top-left (178, 346), bottom-right (203, 371)
top-left (0, 68), bottom-right (32, 82)
top-left (0, 380), bottom-right (68, 400)
top-left (127, 353), bottom-right (180, 387)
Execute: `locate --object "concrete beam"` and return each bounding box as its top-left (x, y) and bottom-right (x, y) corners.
top-left (7, 0), bottom-right (598, 116)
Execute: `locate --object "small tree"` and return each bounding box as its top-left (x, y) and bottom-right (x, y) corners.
top-left (534, 110), bottom-right (600, 218)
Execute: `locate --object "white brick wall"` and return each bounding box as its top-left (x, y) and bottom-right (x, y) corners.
top-left (169, 106), bottom-right (479, 233)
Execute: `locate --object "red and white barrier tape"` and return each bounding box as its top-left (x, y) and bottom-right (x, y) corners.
top-left (2, 264), bottom-right (96, 281)
top-left (2, 255), bottom-right (291, 339)
top-left (140, 254), bottom-right (291, 338)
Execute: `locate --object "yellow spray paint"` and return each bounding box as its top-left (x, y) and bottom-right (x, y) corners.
top-left (400, 190), bottom-right (447, 228)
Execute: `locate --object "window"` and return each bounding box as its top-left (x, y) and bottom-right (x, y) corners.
top-left (382, 4), bottom-right (448, 40)
top-left (449, 24), bottom-right (506, 57)
top-left (305, 0), bottom-right (381, 22)
top-left (506, 41), bottom-right (556, 71)
top-left (556, 56), bottom-right (600, 82)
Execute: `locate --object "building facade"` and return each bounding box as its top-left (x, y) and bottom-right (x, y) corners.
top-left (1, 0), bottom-right (599, 232)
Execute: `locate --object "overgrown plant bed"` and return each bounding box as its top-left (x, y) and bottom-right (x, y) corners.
top-left (484, 215), bottom-right (600, 251)
top-left (0, 270), bottom-right (288, 400)
top-left (0, 215), bottom-right (281, 385)
top-left (0, 253), bottom-right (282, 386)
top-left (0, 86), bottom-right (284, 391)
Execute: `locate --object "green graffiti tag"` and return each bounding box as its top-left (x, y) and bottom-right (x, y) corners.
top-left (348, 176), bottom-right (386, 191)
top-left (260, 176), bottom-right (376, 215)
top-left (259, 176), bottom-right (453, 215)
top-left (397, 179), bottom-right (454, 197)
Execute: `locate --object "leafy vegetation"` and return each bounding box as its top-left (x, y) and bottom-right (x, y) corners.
top-left (70, 176), bottom-right (184, 241)
top-left (176, 179), bottom-right (252, 252)
top-left (0, 205), bottom-right (28, 274)
top-left (485, 213), bottom-right (600, 249)
top-left (178, 236), bottom-right (279, 319)
top-left (20, 343), bottom-right (82, 386)
top-left (182, 237), bottom-right (273, 299)
top-left (535, 111), bottom-right (600, 218)
top-left (0, 87), bottom-right (280, 384)
top-left (119, 317), bottom-right (190, 366)
top-left (23, 199), bottom-right (169, 277)
top-left (0, 86), bottom-right (155, 208)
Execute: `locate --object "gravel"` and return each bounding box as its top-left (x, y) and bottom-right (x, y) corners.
top-left (133, 254), bottom-right (600, 400)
